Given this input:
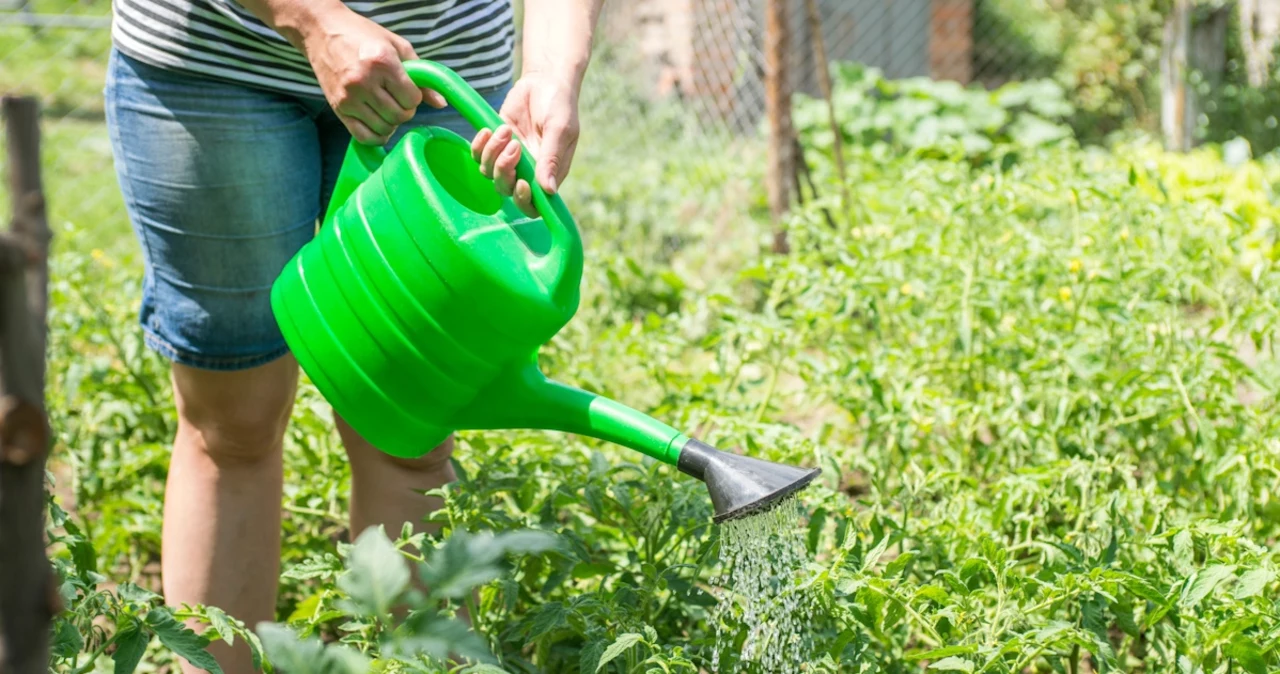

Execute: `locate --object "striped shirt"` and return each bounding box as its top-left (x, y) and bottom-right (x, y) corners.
top-left (110, 0), bottom-right (516, 97)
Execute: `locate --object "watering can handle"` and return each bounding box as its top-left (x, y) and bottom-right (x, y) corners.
top-left (342, 59), bottom-right (581, 283)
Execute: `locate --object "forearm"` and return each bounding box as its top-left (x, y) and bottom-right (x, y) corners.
top-left (520, 0), bottom-right (605, 90)
top-left (231, 0), bottom-right (349, 49)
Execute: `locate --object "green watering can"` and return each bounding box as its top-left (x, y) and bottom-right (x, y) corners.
top-left (269, 60), bottom-right (819, 523)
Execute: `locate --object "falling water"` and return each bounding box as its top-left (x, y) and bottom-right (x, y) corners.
top-left (708, 495), bottom-right (817, 673)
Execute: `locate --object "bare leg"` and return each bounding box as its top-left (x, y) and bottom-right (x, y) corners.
top-left (337, 417), bottom-right (474, 661)
top-left (337, 416), bottom-right (456, 541)
top-left (162, 356), bottom-right (298, 674)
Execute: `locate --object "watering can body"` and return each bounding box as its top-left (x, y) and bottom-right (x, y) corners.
top-left (271, 60), bottom-right (820, 522)
top-left (270, 60), bottom-right (584, 458)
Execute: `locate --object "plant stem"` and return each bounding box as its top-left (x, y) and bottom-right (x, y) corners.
top-left (70, 630), bottom-right (121, 674)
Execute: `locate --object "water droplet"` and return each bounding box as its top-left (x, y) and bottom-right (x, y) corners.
top-left (708, 496), bottom-right (818, 673)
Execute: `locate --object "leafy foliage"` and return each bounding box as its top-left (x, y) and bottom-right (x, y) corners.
top-left (792, 63), bottom-right (1075, 163)
top-left (36, 67), bottom-right (1280, 674)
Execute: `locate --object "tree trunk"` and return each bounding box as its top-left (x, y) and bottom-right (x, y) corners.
top-left (1162, 1), bottom-right (1231, 152)
top-left (0, 94), bottom-right (55, 674)
top-left (765, 0), bottom-right (794, 253)
top-left (1161, 0), bottom-right (1192, 151)
top-left (1240, 0), bottom-right (1280, 87)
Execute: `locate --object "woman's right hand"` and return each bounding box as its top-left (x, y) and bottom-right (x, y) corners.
top-left (296, 5), bottom-right (446, 145)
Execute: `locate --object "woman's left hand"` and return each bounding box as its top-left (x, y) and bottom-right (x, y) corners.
top-left (471, 71), bottom-right (580, 217)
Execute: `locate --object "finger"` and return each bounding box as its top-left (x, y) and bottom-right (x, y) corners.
top-left (480, 125), bottom-right (514, 178)
top-left (494, 140), bottom-right (521, 197)
top-left (536, 117), bottom-right (579, 195)
top-left (373, 37), bottom-right (423, 110)
top-left (471, 128), bottom-right (492, 163)
top-left (365, 86), bottom-right (414, 126)
top-left (380, 72), bottom-right (423, 111)
top-left (390, 33), bottom-right (418, 61)
top-left (345, 117), bottom-right (386, 146)
top-left (514, 180), bottom-right (537, 218)
top-left (420, 88), bottom-right (447, 109)
top-left (339, 100), bottom-right (393, 140)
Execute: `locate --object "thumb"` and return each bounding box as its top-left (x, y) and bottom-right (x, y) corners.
top-left (536, 117), bottom-right (578, 195)
top-left (389, 35), bottom-right (445, 108)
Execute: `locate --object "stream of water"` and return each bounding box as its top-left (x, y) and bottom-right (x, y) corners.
top-left (708, 495), bottom-right (817, 673)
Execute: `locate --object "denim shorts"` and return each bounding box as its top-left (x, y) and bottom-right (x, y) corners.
top-left (104, 47), bottom-right (511, 371)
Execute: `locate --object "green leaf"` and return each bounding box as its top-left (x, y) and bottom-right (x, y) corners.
top-left (929, 656), bottom-right (975, 672)
top-left (338, 526), bottom-right (410, 616)
top-left (525, 601), bottom-right (570, 641)
top-left (1224, 635), bottom-right (1268, 674)
top-left (385, 613), bottom-right (493, 664)
top-left (282, 554), bottom-right (343, 581)
top-left (458, 665), bottom-right (513, 674)
top-left (1172, 530), bottom-right (1194, 575)
top-left (908, 645), bottom-right (976, 662)
top-left (256, 622), bottom-right (370, 674)
top-left (145, 609), bottom-right (223, 674)
top-left (1233, 568), bottom-right (1275, 599)
top-left (885, 551), bottom-right (918, 577)
top-left (50, 619), bottom-right (83, 659)
top-left (112, 622), bottom-right (149, 674)
top-left (205, 606), bottom-right (236, 646)
top-left (421, 529), bottom-right (560, 600)
top-left (63, 519), bottom-right (98, 577)
top-left (597, 633), bottom-right (645, 672)
top-left (117, 583), bottom-right (161, 606)
top-left (580, 637), bottom-right (607, 674)
top-left (1180, 564), bottom-right (1237, 607)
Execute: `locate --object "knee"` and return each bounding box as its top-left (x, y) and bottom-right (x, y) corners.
top-left (173, 362), bottom-right (297, 464)
top-left (381, 435), bottom-right (455, 474)
top-left (339, 416), bottom-right (455, 475)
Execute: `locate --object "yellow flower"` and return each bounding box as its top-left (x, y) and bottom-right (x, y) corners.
top-left (1059, 286), bottom-right (1073, 301)
top-left (900, 282), bottom-right (914, 297)
top-left (1120, 227), bottom-right (1131, 241)
top-left (90, 248), bottom-right (114, 268)
top-left (1000, 315), bottom-right (1016, 331)
top-left (1069, 259), bottom-right (1082, 274)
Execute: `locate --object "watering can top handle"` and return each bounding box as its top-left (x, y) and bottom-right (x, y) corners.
top-left (395, 59), bottom-right (580, 270)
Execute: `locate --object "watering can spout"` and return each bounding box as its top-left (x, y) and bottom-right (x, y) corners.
top-left (454, 357), bottom-right (822, 523)
top-left (676, 439), bottom-right (822, 524)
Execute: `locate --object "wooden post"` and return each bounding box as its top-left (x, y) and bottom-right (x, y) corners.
top-left (0, 94), bottom-right (55, 674)
top-left (765, 0), bottom-right (795, 253)
top-left (1161, 1), bottom-right (1230, 152)
top-left (803, 0), bottom-right (848, 225)
top-left (1161, 0), bottom-right (1193, 151)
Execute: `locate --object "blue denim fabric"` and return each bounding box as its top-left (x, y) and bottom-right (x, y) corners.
top-left (104, 47), bottom-right (510, 371)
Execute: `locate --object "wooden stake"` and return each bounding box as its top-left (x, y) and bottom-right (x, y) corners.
top-left (803, 0), bottom-right (849, 224)
top-left (765, 0), bottom-right (794, 253)
top-left (0, 94), bottom-right (54, 674)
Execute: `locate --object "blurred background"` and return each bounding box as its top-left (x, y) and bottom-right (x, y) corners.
top-left (4, 0), bottom-right (1280, 254)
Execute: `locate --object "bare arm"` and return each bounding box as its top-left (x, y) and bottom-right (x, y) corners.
top-left (519, 0), bottom-right (606, 92)
top-left (473, 0), bottom-right (606, 215)
top-left (230, 0), bottom-right (446, 145)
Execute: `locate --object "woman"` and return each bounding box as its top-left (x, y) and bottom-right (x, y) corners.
top-left (104, 1), bottom-right (602, 671)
